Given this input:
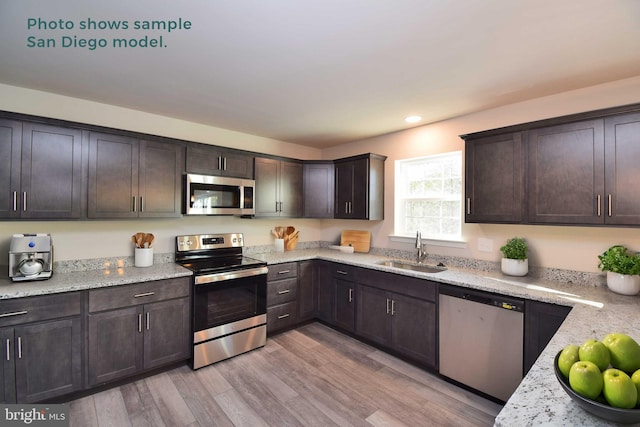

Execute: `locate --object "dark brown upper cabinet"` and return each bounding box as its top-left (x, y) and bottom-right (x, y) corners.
top-left (527, 119), bottom-right (605, 224)
top-left (88, 133), bottom-right (183, 218)
top-left (0, 120), bottom-right (84, 219)
top-left (254, 157), bottom-right (303, 217)
top-left (303, 161), bottom-right (334, 218)
top-left (185, 143), bottom-right (254, 179)
top-left (465, 132), bottom-right (524, 223)
top-left (334, 153), bottom-right (386, 220)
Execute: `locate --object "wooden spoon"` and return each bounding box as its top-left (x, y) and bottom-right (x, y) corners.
top-left (131, 235), bottom-right (138, 247)
top-left (136, 232), bottom-right (145, 248)
top-left (286, 226), bottom-right (295, 236)
top-left (143, 233), bottom-right (155, 248)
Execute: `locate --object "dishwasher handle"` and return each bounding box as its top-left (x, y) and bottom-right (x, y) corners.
top-left (439, 285), bottom-right (524, 312)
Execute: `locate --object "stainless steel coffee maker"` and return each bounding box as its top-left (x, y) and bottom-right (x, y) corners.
top-left (9, 234), bottom-right (53, 281)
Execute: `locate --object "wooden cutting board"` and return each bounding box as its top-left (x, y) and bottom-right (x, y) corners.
top-left (340, 230), bottom-right (371, 253)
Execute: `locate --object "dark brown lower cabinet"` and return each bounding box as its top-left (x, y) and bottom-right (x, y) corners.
top-left (356, 284), bottom-right (437, 368)
top-left (316, 261), bottom-right (333, 322)
top-left (88, 297), bottom-right (190, 386)
top-left (2, 318), bottom-right (82, 403)
top-left (524, 300), bottom-right (571, 374)
top-left (333, 278), bottom-right (355, 332)
top-left (297, 261), bottom-right (317, 322)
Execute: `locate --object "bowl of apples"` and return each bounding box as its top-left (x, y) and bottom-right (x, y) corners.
top-left (555, 332), bottom-right (640, 424)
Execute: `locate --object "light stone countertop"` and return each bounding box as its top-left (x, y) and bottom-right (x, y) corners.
top-left (1, 248), bottom-right (638, 425)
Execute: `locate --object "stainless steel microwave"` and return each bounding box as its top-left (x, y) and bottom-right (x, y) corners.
top-left (184, 174), bottom-right (255, 215)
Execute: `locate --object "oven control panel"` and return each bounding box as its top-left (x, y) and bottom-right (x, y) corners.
top-left (176, 233), bottom-right (244, 252)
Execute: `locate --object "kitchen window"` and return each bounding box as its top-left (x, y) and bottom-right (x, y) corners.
top-left (395, 152), bottom-right (462, 240)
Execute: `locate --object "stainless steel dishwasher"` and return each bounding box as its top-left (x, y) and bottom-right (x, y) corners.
top-left (439, 285), bottom-right (524, 402)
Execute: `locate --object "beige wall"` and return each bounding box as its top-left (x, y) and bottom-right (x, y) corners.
top-left (1, 77), bottom-right (640, 272)
top-left (321, 75), bottom-right (640, 272)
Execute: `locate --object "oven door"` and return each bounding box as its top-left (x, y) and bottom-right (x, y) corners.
top-left (193, 266), bottom-right (267, 343)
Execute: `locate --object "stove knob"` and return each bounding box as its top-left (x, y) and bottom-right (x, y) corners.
top-left (28, 242), bottom-right (35, 248)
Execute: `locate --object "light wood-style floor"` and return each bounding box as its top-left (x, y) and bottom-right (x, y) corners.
top-left (69, 322), bottom-right (502, 426)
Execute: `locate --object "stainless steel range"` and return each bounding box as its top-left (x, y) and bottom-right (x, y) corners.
top-left (175, 233), bottom-right (267, 369)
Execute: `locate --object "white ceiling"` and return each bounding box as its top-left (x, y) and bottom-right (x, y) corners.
top-left (1, 1), bottom-right (640, 148)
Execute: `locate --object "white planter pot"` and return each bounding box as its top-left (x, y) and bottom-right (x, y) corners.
top-left (501, 258), bottom-right (528, 277)
top-left (606, 271), bottom-right (640, 296)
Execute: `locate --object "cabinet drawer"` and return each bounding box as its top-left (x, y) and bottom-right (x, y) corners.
top-left (267, 263), bottom-right (297, 281)
top-left (0, 292), bottom-right (82, 327)
top-left (267, 278), bottom-right (297, 306)
top-left (329, 263), bottom-right (356, 280)
top-left (267, 302), bottom-right (298, 332)
top-left (89, 277), bottom-right (190, 313)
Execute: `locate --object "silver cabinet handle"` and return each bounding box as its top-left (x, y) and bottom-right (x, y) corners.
top-left (391, 300), bottom-right (396, 316)
top-left (348, 288), bottom-right (353, 303)
top-left (146, 312), bottom-right (150, 331)
top-left (277, 289), bottom-right (290, 295)
top-left (277, 270), bottom-right (290, 275)
top-left (466, 198), bottom-right (471, 215)
top-left (140, 196), bottom-right (144, 213)
top-left (17, 336), bottom-right (22, 359)
top-left (134, 292), bottom-right (155, 298)
top-left (596, 194), bottom-right (601, 217)
top-left (0, 310), bottom-right (28, 318)
top-left (345, 202), bottom-right (349, 214)
top-left (218, 156), bottom-right (222, 171)
top-left (336, 270), bottom-right (348, 275)
top-left (349, 202), bottom-right (352, 214)
top-left (12, 191), bottom-right (18, 212)
top-left (5, 339), bottom-right (10, 361)
top-left (138, 313), bottom-right (142, 333)
top-left (386, 298), bottom-right (390, 314)
top-left (608, 194), bottom-right (612, 217)
top-left (223, 157), bottom-right (227, 171)
top-left (132, 196), bottom-right (137, 212)
top-left (277, 313), bottom-right (290, 320)
top-left (22, 192), bottom-right (27, 212)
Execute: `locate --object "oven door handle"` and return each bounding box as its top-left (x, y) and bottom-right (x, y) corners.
top-left (194, 266), bottom-right (269, 285)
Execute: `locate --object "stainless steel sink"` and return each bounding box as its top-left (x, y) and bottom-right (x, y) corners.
top-left (377, 260), bottom-right (447, 273)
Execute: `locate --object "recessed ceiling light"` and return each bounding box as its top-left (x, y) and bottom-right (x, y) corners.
top-left (404, 115), bottom-right (422, 123)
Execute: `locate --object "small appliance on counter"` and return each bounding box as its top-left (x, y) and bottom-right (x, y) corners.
top-left (8, 234), bottom-right (53, 281)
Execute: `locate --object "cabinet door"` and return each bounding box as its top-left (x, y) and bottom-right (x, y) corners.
top-left (465, 133), bottom-right (524, 223)
top-left (88, 132), bottom-right (139, 218)
top-left (0, 119), bottom-right (21, 219)
top-left (604, 113), bottom-right (640, 225)
top-left (524, 301), bottom-right (571, 374)
top-left (143, 298), bottom-right (190, 370)
top-left (391, 294), bottom-right (436, 367)
top-left (280, 161), bottom-right (303, 217)
top-left (220, 149), bottom-right (254, 179)
top-left (185, 144), bottom-right (222, 175)
top-left (139, 139), bottom-right (183, 218)
top-left (316, 261), bottom-right (333, 322)
top-left (21, 123), bottom-right (83, 219)
top-left (254, 157), bottom-right (279, 216)
top-left (14, 317), bottom-right (82, 403)
top-left (0, 328), bottom-right (15, 403)
top-left (356, 286), bottom-right (390, 347)
top-left (350, 158), bottom-right (369, 219)
top-left (334, 161), bottom-right (354, 219)
top-left (333, 279), bottom-right (355, 332)
top-left (297, 261), bottom-right (316, 321)
top-left (88, 306), bottom-right (143, 385)
top-left (528, 120), bottom-right (605, 224)
top-left (303, 162), bottom-right (334, 218)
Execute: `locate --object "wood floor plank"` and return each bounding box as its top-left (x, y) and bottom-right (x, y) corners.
top-left (193, 362), bottom-right (232, 396)
top-left (169, 364), bottom-right (234, 427)
top-left (93, 388), bottom-right (132, 427)
top-left (366, 409), bottom-right (410, 427)
top-left (144, 372), bottom-right (197, 426)
top-left (120, 380), bottom-right (166, 427)
top-left (214, 388), bottom-right (269, 427)
top-left (68, 395), bottom-right (97, 427)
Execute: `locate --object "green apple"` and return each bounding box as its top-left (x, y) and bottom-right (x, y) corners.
top-left (631, 369), bottom-right (640, 407)
top-left (558, 344), bottom-right (580, 378)
top-left (569, 360), bottom-right (604, 400)
top-left (602, 333), bottom-right (640, 374)
top-left (579, 339), bottom-right (611, 371)
top-left (603, 368), bottom-right (638, 409)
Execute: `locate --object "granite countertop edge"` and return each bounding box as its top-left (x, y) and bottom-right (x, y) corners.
top-left (1, 248), bottom-right (637, 426)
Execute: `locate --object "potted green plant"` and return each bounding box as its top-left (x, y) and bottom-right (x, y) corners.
top-left (500, 237), bottom-right (528, 276)
top-left (597, 245), bottom-right (640, 295)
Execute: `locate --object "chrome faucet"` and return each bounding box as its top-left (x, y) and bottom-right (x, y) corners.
top-left (416, 230), bottom-right (427, 264)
